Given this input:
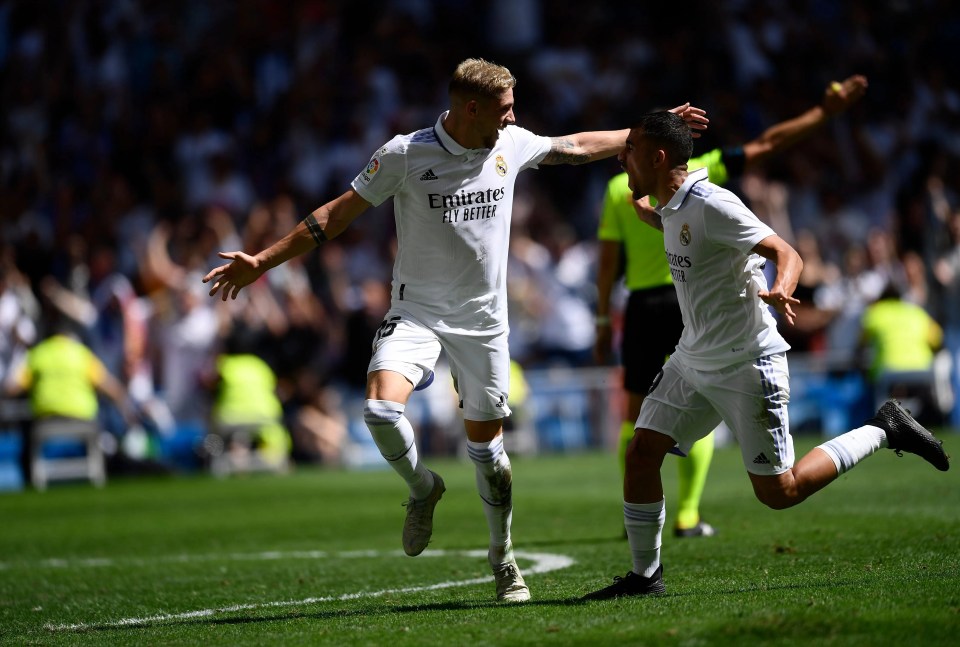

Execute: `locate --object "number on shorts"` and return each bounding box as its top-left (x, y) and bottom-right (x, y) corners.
top-left (647, 369), bottom-right (664, 395)
top-left (375, 315), bottom-right (402, 342)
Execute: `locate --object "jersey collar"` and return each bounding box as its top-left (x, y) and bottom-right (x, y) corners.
top-left (434, 111), bottom-right (487, 161)
top-left (659, 167), bottom-right (709, 216)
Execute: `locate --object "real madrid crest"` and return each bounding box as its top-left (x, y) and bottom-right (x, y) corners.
top-left (495, 155), bottom-right (508, 177)
top-left (679, 223), bottom-right (692, 246)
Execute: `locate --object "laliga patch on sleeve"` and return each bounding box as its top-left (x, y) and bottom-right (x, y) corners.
top-left (358, 156), bottom-right (381, 184)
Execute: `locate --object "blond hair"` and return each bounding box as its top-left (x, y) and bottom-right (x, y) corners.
top-left (448, 58), bottom-right (516, 100)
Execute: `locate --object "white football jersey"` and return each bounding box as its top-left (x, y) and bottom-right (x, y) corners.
top-left (658, 168), bottom-right (790, 370)
top-left (351, 112), bottom-right (552, 334)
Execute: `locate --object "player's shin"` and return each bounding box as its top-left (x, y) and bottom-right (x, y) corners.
top-left (467, 435), bottom-right (514, 560)
top-left (624, 499), bottom-right (665, 578)
top-left (816, 424), bottom-right (887, 475)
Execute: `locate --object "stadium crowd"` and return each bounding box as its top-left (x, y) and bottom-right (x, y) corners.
top-left (1, 0), bottom-right (959, 469)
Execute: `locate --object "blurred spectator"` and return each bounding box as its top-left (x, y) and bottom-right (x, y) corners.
top-left (207, 332), bottom-right (292, 472)
top-left (784, 229), bottom-right (839, 353)
top-left (859, 283), bottom-right (944, 423)
top-left (0, 256), bottom-right (37, 391)
top-left (528, 224), bottom-right (597, 368)
top-left (5, 322), bottom-right (135, 482)
top-left (335, 277), bottom-right (391, 392)
top-left (815, 243), bottom-right (888, 364)
top-left (901, 250), bottom-right (930, 310)
top-left (288, 374), bottom-right (348, 466)
top-left (37, 239), bottom-right (152, 437)
top-left (7, 325), bottom-right (131, 422)
top-left (143, 221), bottom-right (223, 429)
top-left (864, 228), bottom-right (907, 294)
top-left (506, 228), bottom-right (552, 365)
top-left (933, 202), bottom-right (960, 428)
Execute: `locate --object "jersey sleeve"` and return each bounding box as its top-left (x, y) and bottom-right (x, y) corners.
top-left (505, 125), bottom-right (552, 171)
top-left (704, 190), bottom-right (775, 253)
top-left (597, 173), bottom-right (628, 242)
top-left (350, 138), bottom-right (407, 207)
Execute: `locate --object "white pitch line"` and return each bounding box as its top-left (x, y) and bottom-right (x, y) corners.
top-left (43, 549), bottom-right (574, 632)
top-left (4, 550), bottom-right (334, 570)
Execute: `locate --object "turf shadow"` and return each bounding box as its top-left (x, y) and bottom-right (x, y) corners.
top-left (54, 597), bottom-right (591, 634)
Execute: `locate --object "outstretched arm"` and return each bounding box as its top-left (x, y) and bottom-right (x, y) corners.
top-left (742, 75), bottom-right (868, 169)
top-left (541, 129), bottom-right (629, 165)
top-left (753, 234), bottom-right (804, 325)
top-left (203, 189), bottom-right (371, 300)
top-left (542, 103), bottom-right (709, 165)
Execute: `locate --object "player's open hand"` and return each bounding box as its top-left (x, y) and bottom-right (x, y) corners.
top-left (669, 103), bottom-right (709, 138)
top-left (758, 289), bottom-right (801, 326)
top-left (202, 251), bottom-right (262, 301)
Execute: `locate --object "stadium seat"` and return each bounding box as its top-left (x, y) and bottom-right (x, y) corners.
top-left (29, 418), bottom-right (106, 491)
top-left (203, 422), bottom-right (290, 477)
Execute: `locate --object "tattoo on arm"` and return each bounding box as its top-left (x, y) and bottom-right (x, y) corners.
top-left (542, 137), bottom-right (592, 165)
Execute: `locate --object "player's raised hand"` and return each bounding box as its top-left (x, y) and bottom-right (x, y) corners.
top-left (669, 103), bottom-right (709, 138)
top-left (202, 251), bottom-right (263, 301)
top-left (758, 289), bottom-right (801, 326)
top-left (822, 74), bottom-right (868, 115)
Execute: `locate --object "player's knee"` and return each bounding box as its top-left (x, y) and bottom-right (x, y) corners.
top-left (625, 429), bottom-right (669, 471)
top-left (363, 399), bottom-right (404, 427)
top-left (364, 399), bottom-right (409, 460)
top-left (757, 493), bottom-right (792, 510)
top-left (752, 483), bottom-right (801, 510)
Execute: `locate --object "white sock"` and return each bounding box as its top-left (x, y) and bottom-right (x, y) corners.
top-left (466, 435), bottom-right (513, 560)
top-left (623, 499), bottom-right (667, 577)
top-left (364, 399), bottom-right (434, 499)
top-left (624, 499), bottom-right (665, 578)
top-left (817, 424), bottom-right (888, 475)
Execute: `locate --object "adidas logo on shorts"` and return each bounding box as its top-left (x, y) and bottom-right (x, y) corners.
top-left (419, 169), bottom-right (439, 181)
top-left (753, 452), bottom-right (771, 465)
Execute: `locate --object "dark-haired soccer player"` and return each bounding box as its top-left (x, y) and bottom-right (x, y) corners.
top-left (584, 111), bottom-right (949, 600)
top-left (594, 75), bottom-right (868, 539)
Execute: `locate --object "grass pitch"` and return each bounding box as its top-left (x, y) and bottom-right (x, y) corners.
top-left (1, 435), bottom-right (958, 646)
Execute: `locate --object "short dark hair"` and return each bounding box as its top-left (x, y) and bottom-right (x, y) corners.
top-left (634, 111), bottom-right (693, 164)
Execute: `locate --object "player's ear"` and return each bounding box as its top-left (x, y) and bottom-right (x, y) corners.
top-left (652, 148), bottom-right (667, 167)
top-left (466, 99), bottom-right (480, 117)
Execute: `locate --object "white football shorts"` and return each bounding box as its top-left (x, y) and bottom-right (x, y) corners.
top-left (367, 307), bottom-right (512, 421)
top-left (636, 352), bottom-right (794, 475)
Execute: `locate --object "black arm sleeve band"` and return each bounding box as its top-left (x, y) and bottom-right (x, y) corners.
top-left (303, 213), bottom-right (328, 246)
